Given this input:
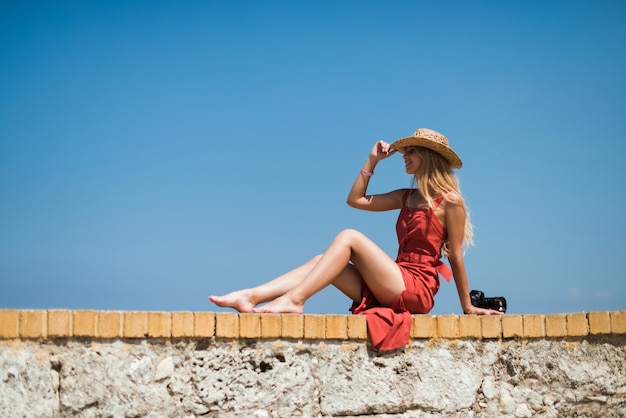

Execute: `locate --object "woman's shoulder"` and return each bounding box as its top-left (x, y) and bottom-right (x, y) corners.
top-left (390, 188), bottom-right (415, 205)
top-left (395, 188), bottom-right (414, 195)
top-left (441, 190), bottom-right (465, 207)
top-left (394, 188), bottom-right (413, 199)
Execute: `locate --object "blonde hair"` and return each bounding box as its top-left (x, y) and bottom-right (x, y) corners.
top-left (409, 146), bottom-right (474, 254)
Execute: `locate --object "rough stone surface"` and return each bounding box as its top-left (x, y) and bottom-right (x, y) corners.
top-left (0, 337), bottom-right (625, 417)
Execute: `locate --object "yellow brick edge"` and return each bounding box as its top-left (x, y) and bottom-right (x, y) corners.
top-left (0, 310), bottom-right (624, 340)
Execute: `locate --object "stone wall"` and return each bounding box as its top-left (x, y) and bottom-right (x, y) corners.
top-left (1, 310), bottom-right (625, 417)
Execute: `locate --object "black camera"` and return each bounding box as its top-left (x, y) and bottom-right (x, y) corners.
top-left (470, 290), bottom-right (507, 313)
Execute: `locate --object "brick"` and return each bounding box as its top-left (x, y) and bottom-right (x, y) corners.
top-left (458, 315), bottom-right (481, 338)
top-left (545, 314), bottom-right (567, 337)
top-left (98, 311), bottom-right (122, 338)
top-left (347, 315), bottom-right (367, 340)
top-left (588, 312), bottom-right (611, 335)
top-left (148, 312), bottom-right (171, 338)
top-left (171, 312), bottom-right (194, 338)
top-left (47, 309), bottom-right (72, 338)
top-left (412, 315), bottom-right (435, 339)
top-left (325, 315), bottom-right (348, 340)
top-left (124, 311), bottom-right (147, 338)
top-left (20, 310), bottom-right (46, 339)
top-left (566, 313), bottom-right (589, 337)
top-left (261, 314), bottom-right (281, 338)
top-left (610, 311), bottom-right (626, 334)
top-left (194, 312), bottom-right (215, 337)
top-left (481, 316), bottom-right (502, 339)
top-left (0, 310), bottom-right (18, 339)
top-left (303, 315), bottom-right (325, 339)
top-left (436, 315), bottom-right (459, 339)
top-left (502, 315), bottom-right (523, 339)
top-left (73, 310), bottom-right (97, 337)
top-left (239, 314), bottom-right (261, 338)
top-left (281, 314), bottom-right (304, 338)
top-left (215, 313), bottom-right (239, 338)
top-left (522, 314), bottom-right (545, 338)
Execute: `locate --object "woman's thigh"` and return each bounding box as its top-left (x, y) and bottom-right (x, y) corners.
top-left (337, 229), bottom-right (405, 306)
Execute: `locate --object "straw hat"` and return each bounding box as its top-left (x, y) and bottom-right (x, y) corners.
top-left (390, 128), bottom-right (462, 169)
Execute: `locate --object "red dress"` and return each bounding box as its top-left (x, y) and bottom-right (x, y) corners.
top-left (351, 190), bottom-right (452, 350)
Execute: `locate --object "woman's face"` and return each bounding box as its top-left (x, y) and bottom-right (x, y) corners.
top-left (403, 147), bottom-right (422, 175)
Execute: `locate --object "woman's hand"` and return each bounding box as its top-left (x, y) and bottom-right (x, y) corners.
top-left (464, 305), bottom-right (505, 315)
top-left (347, 140), bottom-right (403, 211)
top-left (369, 140), bottom-right (396, 163)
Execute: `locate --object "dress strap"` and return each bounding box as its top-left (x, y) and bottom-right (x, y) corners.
top-left (402, 190), bottom-right (445, 212)
top-left (433, 195), bottom-right (444, 210)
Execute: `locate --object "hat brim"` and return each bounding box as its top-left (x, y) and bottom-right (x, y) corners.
top-left (390, 136), bottom-right (462, 169)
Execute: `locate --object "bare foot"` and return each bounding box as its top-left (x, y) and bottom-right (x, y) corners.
top-left (208, 290), bottom-right (255, 313)
top-left (252, 296), bottom-right (304, 314)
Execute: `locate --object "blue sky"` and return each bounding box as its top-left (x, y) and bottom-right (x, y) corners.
top-left (1, 1), bottom-right (625, 315)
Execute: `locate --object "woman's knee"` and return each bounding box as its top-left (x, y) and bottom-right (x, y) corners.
top-left (334, 228), bottom-right (364, 244)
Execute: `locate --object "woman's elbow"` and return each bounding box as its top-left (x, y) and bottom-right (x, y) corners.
top-left (346, 196), bottom-right (361, 208)
top-left (447, 248), bottom-right (464, 264)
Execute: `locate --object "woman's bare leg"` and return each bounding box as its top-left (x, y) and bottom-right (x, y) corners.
top-left (254, 229), bottom-right (404, 313)
top-left (209, 255), bottom-right (324, 312)
top-left (209, 254), bottom-right (365, 312)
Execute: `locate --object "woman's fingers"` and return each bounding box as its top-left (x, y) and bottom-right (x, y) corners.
top-left (465, 306), bottom-right (505, 315)
top-left (374, 140), bottom-right (396, 158)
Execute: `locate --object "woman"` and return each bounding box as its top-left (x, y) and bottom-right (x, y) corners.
top-left (209, 128), bottom-right (502, 319)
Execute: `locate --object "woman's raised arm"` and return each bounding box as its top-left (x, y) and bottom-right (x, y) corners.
top-left (346, 141), bottom-right (403, 211)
